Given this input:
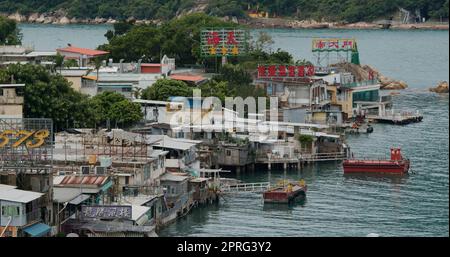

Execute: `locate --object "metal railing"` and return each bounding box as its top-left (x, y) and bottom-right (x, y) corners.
top-left (341, 80), bottom-right (378, 88)
top-left (300, 152), bottom-right (347, 161)
top-left (220, 182), bottom-right (270, 193)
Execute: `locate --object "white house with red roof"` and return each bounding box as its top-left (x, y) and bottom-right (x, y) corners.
top-left (56, 45), bottom-right (109, 67)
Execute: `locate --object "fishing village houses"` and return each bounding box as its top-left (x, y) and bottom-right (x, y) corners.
top-left (0, 35), bottom-right (422, 237)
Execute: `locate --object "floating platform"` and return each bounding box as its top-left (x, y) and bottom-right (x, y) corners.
top-left (369, 114), bottom-right (423, 125)
top-left (343, 148), bottom-right (410, 175)
top-left (263, 182), bottom-right (307, 204)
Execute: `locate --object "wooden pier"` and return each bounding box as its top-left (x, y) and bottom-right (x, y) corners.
top-left (368, 113), bottom-right (423, 125)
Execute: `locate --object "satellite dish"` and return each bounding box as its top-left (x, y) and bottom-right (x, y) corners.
top-left (66, 233), bottom-right (79, 237)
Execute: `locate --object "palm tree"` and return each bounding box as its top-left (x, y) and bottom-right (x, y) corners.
top-left (132, 87), bottom-right (143, 99)
top-left (92, 56), bottom-right (103, 82)
top-left (54, 53), bottom-right (65, 74)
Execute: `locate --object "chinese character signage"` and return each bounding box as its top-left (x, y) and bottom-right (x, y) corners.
top-left (81, 205), bottom-right (132, 220)
top-left (257, 65), bottom-right (315, 78)
top-left (312, 38), bottom-right (356, 52)
top-left (201, 29), bottom-right (249, 57)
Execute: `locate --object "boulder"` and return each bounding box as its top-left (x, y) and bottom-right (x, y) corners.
top-left (27, 13), bottom-right (39, 23)
top-left (36, 14), bottom-right (46, 23)
top-left (429, 81), bottom-right (449, 93)
top-left (8, 12), bottom-right (26, 22)
top-left (382, 80), bottom-right (408, 90)
top-left (107, 18), bottom-right (117, 24)
top-left (59, 16), bottom-right (70, 25)
top-left (43, 16), bottom-right (54, 24)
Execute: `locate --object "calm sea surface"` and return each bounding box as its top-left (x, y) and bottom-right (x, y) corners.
top-left (19, 24), bottom-right (449, 236)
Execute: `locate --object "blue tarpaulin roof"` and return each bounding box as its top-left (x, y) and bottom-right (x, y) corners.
top-left (23, 223), bottom-right (51, 237)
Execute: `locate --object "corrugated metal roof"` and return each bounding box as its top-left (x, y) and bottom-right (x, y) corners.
top-left (57, 46), bottom-right (109, 56)
top-left (141, 64), bottom-right (162, 67)
top-left (170, 74), bottom-right (206, 82)
top-left (0, 84), bottom-right (25, 88)
top-left (160, 172), bottom-right (189, 182)
top-left (58, 175), bottom-right (109, 186)
top-left (53, 187), bottom-right (82, 203)
top-left (0, 184), bottom-right (18, 191)
top-left (131, 205), bottom-right (150, 221)
top-left (0, 187), bottom-right (43, 203)
top-left (147, 135), bottom-right (199, 151)
top-left (69, 194), bottom-right (90, 205)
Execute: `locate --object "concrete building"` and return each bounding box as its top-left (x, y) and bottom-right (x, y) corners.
top-left (0, 184), bottom-right (50, 237)
top-left (60, 69), bottom-right (90, 92)
top-left (0, 84), bottom-right (24, 119)
top-left (0, 45), bottom-right (56, 66)
top-left (56, 46), bottom-right (109, 67)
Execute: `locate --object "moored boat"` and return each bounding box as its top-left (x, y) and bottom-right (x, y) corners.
top-left (343, 148), bottom-right (410, 174)
top-left (263, 180), bottom-right (307, 204)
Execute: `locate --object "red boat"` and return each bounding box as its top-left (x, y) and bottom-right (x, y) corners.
top-left (343, 148), bottom-right (410, 174)
top-left (263, 181), bottom-right (307, 204)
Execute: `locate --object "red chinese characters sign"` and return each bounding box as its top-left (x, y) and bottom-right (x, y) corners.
top-left (312, 38), bottom-right (355, 52)
top-left (257, 65), bottom-right (315, 78)
top-left (201, 29), bottom-right (249, 57)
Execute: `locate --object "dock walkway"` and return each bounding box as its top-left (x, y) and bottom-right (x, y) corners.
top-left (368, 112), bottom-right (423, 125)
top-left (220, 182), bottom-right (270, 193)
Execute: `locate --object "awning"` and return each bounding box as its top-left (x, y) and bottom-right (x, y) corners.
top-left (23, 223), bottom-right (51, 237)
top-left (186, 168), bottom-right (199, 177)
top-left (69, 194), bottom-right (90, 205)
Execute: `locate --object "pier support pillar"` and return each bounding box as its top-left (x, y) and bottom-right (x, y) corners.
top-left (283, 163), bottom-right (287, 171)
top-left (268, 162), bottom-right (271, 171)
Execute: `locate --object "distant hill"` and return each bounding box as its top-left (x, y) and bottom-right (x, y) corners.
top-left (0, 0), bottom-right (448, 23)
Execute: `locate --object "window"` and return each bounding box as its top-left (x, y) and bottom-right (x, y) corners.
top-left (125, 176), bottom-right (129, 185)
top-left (0, 89), bottom-right (3, 96)
top-left (226, 150), bottom-right (232, 156)
top-left (16, 87), bottom-right (24, 96)
top-left (1, 205), bottom-right (20, 216)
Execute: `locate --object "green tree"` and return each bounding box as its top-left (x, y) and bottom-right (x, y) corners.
top-left (199, 80), bottom-right (231, 103)
top-left (298, 134), bottom-right (314, 151)
top-left (141, 79), bottom-right (192, 101)
top-left (90, 91), bottom-right (143, 128)
top-left (99, 13), bottom-right (238, 66)
top-left (0, 16), bottom-right (21, 45)
top-left (109, 100), bottom-right (144, 127)
top-left (91, 56), bottom-right (104, 82)
top-left (1, 64), bottom-right (96, 130)
top-left (54, 53), bottom-right (65, 74)
top-left (64, 59), bottom-right (79, 68)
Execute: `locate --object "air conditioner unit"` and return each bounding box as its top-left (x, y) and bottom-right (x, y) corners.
top-left (95, 166), bottom-right (106, 175)
top-left (80, 166), bottom-right (90, 175)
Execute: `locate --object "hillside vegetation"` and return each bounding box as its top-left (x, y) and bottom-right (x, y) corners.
top-left (0, 0), bottom-right (448, 22)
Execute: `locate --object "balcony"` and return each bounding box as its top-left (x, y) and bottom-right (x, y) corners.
top-left (341, 79), bottom-right (378, 88)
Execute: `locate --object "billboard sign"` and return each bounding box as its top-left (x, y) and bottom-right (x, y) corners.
top-left (0, 118), bottom-right (53, 165)
top-left (81, 205), bottom-right (132, 220)
top-left (257, 65), bottom-right (315, 79)
top-left (200, 29), bottom-right (249, 57)
top-left (312, 38), bottom-right (356, 52)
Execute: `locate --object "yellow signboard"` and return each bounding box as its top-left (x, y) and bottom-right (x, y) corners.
top-left (0, 129), bottom-right (50, 149)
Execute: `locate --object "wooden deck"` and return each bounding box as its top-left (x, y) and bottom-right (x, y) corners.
top-left (368, 114), bottom-right (423, 125)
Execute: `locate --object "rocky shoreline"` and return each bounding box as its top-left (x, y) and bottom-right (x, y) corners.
top-left (3, 12), bottom-right (449, 30)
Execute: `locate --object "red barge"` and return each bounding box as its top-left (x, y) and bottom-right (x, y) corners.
top-left (343, 148), bottom-right (410, 174)
top-left (263, 180), bottom-right (307, 204)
